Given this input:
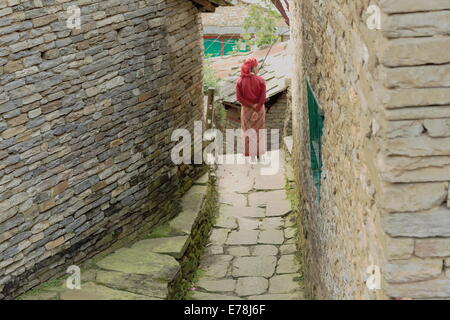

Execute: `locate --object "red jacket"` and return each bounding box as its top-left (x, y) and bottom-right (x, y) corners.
top-left (236, 74), bottom-right (266, 112)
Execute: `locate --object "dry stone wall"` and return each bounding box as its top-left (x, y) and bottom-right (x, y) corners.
top-left (290, 0), bottom-right (450, 299)
top-left (290, 0), bottom-right (386, 300)
top-left (0, 0), bottom-right (205, 299)
top-left (378, 0), bottom-right (450, 299)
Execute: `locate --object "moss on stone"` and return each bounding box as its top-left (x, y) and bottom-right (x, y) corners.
top-left (168, 171), bottom-right (218, 300)
top-left (284, 163), bottom-right (312, 299)
top-left (147, 224), bottom-right (178, 239)
top-left (17, 278), bottom-right (65, 300)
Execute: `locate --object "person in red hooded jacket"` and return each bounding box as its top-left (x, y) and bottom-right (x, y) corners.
top-left (236, 57), bottom-right (267, 159)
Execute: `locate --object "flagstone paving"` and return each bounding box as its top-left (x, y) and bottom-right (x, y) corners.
top-left (192, 154), bottom-right (305, 300)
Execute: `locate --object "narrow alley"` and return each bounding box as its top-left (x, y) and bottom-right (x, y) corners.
top-left (192, 152), bottom-right (305, 300)
top-left (1, 0), bottom-right (450, 306)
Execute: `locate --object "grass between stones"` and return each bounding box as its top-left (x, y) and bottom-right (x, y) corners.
top-left (168, 171), bottom-right (219, 300)
top-left (284, 157), bottom-right (312, 299)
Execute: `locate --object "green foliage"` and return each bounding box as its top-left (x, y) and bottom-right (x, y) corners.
top-left (214, 102), bottom-right (227, 130)
top-left (203, 58), bottom-right (219, 95)
top-left (147, 223), bottom-right (177, 239)
top-left (17, 278), bottom-right (64, 299)
top-left (243, 0), bottom-right (281, 48)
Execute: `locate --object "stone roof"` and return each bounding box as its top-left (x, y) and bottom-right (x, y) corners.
top-left (209, 42), bottom-right (291, 106)
top-left (190, 0), bottom-right (233, 12)
top-left (202, 0), bottom-right (286, 28)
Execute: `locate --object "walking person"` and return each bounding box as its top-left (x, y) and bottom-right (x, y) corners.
top-left (236, 58), bottom-right (267, 161)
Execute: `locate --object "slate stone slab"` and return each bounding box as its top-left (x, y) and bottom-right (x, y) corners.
top-left (191, 291), bottom-right (241, 300)
top-left (232, 256), bottom-right (276, 278)
top-left (277, 255), bottom-right (299, 274)
top-left (200, 255), bottom-right (233, 278)
top-left (226, 230), bottom-right (259, 245)
top-left (266, 199), bottom-right (292, 217)
top-left (269, 274), bottom-right (300, 294)
top-left (196, 279), bottom-right (236, 293)
top-left (96, 248), bottom-right (180, 282)
top-left (96, 270), bottom-right (168, 298)
top-left (252, 245), bottom-right (278, 256)
top-left (247, 292), bottom-right (305, 300)
top-left (168, 210), bottom-right (198, 235)
top-left (235, 277), bottom-right (268, 296)
top-left (259, 229), bottom-right (284, 245)
top-left (60, 282), bottom-right (156, 300)
top-left (132, 236), bottom-right (189, 259)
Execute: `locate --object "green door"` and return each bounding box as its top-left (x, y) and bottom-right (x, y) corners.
top-left (306, 80), bottom-right (324, 200)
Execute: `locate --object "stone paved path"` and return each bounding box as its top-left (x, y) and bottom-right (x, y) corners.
top-left (192, 152), bottom-right (305, 300)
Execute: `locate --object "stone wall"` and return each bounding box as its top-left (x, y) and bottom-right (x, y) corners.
top-left (378, 0), bottom-right (450, 299)
top-left (0, 0), bottom-right (205, 299)
top-left (266, 92), bottom-right (289, 135)
top-left (290, 0), bottom-right (450, 299)
top-left (290, 0), bottom-right (386, 299)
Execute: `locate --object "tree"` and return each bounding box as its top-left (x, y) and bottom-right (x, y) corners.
top-left (242, 0), bottom-right (282, 49)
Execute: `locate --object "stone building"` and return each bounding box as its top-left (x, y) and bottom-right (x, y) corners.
top-left (0, 0), bottom-right (229, 299)
top-left (202, 0), bottom-right (289, 57)
top-left (288, 0), bottom-right (450, 299)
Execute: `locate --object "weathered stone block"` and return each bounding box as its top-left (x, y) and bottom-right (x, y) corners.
top-left (380, 182), bottom-right (448, 213)
top-left (381, 38), bottom-right (450, 67)
top-left (382, 156), bottom-right (450, 183)
top-left (235, 277), bottom-right (268, 297)
top-left (385, 278), bottom-right (450, 299)
top-left (384, 136), bottom-right (450, 157)
top-left (384, 207), bottom-right (450, 238)
top-left (197, 279), bottom-right (236, 293)
top-left (383, 65), bottom-right (450, 89)
top-left (96, 270), bottom-right (168, 298)
top-left (380, 0), bottom-right (450, 13)
top-left (131, 236), bottom-right (189, 259)
top-left (232, 256), bottom-right (276, 278)
top-left (383, 10), bottom-right (450, 38)
top-left (32, 14), bottom-right (58, 28)
top-left (382, 88), bottom-right (450, 109)
top-left (60, 282), bottom-right (152, 300)
top-left (386, 237), bottom-right (414, 260)
top-left (415, 238), bottom-right (450, 258)
top-left (96, 248), bottom-right (180, 282)
top-left (423, 119), bottom-right (450, 138)
top-left (45, 236), bottom-right (64, 250)
top-left (384, 258), bottom-right (443, 283)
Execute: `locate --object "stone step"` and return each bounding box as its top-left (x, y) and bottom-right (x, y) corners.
top-left (169, 209), bottom-right (198, 235)
top-left (95, 271), bottom-right (168, 298)
top-left (132, 236), bottom-right (190, 259)
top-left (191, 291), bottom-right (242, 300)
top-left (96, 248), bottom-right (180, 282)
top-left (59, 282), bottom-right (158, 300)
